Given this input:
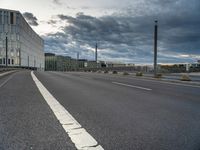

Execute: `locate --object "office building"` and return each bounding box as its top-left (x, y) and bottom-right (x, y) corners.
top-left (0, 8), bottom-right (44, 70)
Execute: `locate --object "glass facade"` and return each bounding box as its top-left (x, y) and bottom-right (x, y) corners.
top-left (0, 8), bottom-right (44, 70)
top-left (45, 53), bottom-right (77, 71)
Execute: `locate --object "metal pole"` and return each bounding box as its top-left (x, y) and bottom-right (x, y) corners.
top-left (95, 42), bottom-right (98, 68)
top-left (77, 52), bottom-right (79, 71)
top-left (19, 48), bottom-right (21, 66)
top-left (95, 42), bottom-right (97, 62)
top-left (6, 36), bottom-right (8, 67)
top-left (28, 55), bottom-right (29, 68)
top-left (77, 52), bottom-right (79, 60)
top-left (154, 20), bottom-right (158, 77)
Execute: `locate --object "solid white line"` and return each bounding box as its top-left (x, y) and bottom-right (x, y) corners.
top-left (112, 81), bottom-right (152, 91)
top-left (31, 71), bottom-right (103, 150)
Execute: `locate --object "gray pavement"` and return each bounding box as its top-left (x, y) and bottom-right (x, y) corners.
top-left (35, 71), bottom-right (200, 150)
top-left (1, 70), bottom-right (200, 150)
top-left (0, 71), bottom-right (76, 150)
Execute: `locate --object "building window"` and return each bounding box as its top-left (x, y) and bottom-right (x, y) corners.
top-left (16, 34), bottom-right (20, 41)
top-left (10, 12), bottom-right (14, 24)
top-left (4, 11), bottom-right (8, 24)
top-left (3, 58), bottom-right (5, 64)
top-left (0, 11), bottom-right (2, 24)
top-left (12, 59), bottom-right (14, 65)
top-left (0, 58), bottom-right (2, 64)
top-left (0, 25), bottom-right (3, 33)
top-left (8, 58), bottom-right (10, 64)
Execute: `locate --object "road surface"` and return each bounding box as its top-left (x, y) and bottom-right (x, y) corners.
top-left (1, 70), bottom-right (200, 150)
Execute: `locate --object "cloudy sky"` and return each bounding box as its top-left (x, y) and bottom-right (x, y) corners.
top-left (1, 0), bottom-right (200, 64)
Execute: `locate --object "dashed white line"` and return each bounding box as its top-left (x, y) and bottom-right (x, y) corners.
top-left (112, 81), bottom-right (152, 91)
top-left (31, 71), bottom-right (104, 150)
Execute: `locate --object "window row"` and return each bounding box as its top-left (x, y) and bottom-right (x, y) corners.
top-left (0, 10), bottom-right (19, 25)
top-left (0, 25), bottom-right (20, 33)
top-left (0, 58), bottom-right (15, 65)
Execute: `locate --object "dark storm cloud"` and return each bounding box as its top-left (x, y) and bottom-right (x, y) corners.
top-left (53, 0), bottom-right (62, 5)
top-left (47, 20), bottom-right (57, 25)
top-left (44, 0), bottom-right (200, 63)
top-left (23, 12), bottom-right (39, 26)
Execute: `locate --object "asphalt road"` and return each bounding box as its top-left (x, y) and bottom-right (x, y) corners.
top-left (35, 71), bottom-right (200, 150)
top-left (0, 71), bottom-right (76, 150)
top-left (1, 70), bottom-right (200, 150)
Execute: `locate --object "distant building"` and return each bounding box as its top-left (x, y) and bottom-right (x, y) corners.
top-left (0, 8), bottom-right (44, 70)
top-left (87, 61), bottom-right (98, 68)
top-left (160, 63), bottom-right (200, 73)
top-left (45, 53), bottom-right (76, 71)
top-left (78, 59), bottom-right (87, 69)
top-left (45, 53), bottom-right (104, 71)
top-left (104, 61), bottom-right (126, 68)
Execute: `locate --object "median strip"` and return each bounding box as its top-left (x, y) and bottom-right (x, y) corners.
top-left (112, 81), bottom-right (152, 91)
top-left (31, 71), bottom-right (104, 150)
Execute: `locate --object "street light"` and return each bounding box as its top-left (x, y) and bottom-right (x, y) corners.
top-left (95, 42), bottom-right (97, 62)
top-left (77, 52), bottom-right (79, 71)
top-left (5, 33), bottom-right (8, 67)
top-left (95, 42), bottom-right (98, 68)
top-left (154, 20), bottom-right (158, 77)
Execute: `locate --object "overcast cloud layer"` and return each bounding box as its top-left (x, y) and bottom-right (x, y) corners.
top-left (42, 0), bottom-right (200, 64)
top-left (23, 12), bottom-right (39, 26)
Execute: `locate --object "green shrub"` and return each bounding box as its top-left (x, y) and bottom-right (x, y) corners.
top-left (155, 73), bottom-right (162, 78)
top-left (123, 72), bottom-right (129, 75)
top-left (113, 70), bottom-right (118, 74)
top-left (180, 75), bottom-right (191, 81)
top-left (136, 72), bottom-right (143, 76)
top-left (104, 70), bottom-right (109, 74)
top-left (97, 70), bottom-right (102, 73)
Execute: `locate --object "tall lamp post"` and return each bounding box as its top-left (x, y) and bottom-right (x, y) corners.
top-left (5, 33), bottom-right (8, 67)
top-left (95, 42), bottom-right (98, 68)
top-left (154, 20), bottom-right (158, 77)
top-left (77, 52), bottom-right (79, 71)
top-left (95, 42), bottom-right (97, 62)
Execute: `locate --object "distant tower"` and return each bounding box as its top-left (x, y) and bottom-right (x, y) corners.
top-left (77, 52), bottom-right (79, 70)
top-left (95, 42), bottom-right (97, 62)
top-left (77, 52), bottom-right (79, 60)
top-left (154, 20), bottom-right (158, 77)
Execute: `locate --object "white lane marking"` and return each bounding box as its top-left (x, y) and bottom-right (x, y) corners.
top-left (31, 71), bottom-right (103, 150)
top-left (0, 74), bottom-right (14, 88)
top-left (79, 76), bottom-right (93, 80)
top-left (85, 73), bottom-right (200, 88)
top-left (112, 81), bottom-right (152, 91)
top-left (124, 77), bottom-right (200, 88)
top-left (52, 72), bottom-right (93, 80)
